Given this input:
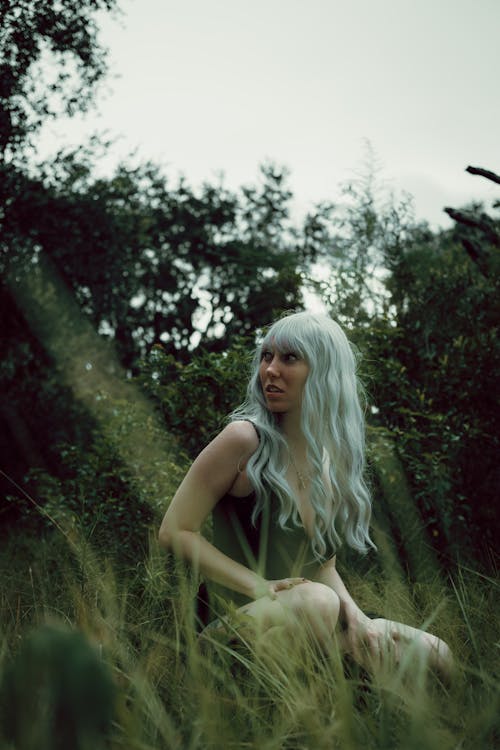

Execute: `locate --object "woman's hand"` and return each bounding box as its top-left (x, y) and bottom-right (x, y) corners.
top-left (253, 577), bottom-right (309, 600)
top-left (342, 608), bottom-right (454, 678)
top-left (341, 606), bottom-right (388, 667)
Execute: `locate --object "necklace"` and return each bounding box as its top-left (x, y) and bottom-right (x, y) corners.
top-left (289, 449), bottom-right (311, 491)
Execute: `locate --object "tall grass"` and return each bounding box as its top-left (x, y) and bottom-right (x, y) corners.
top-left (0, 528), bottom-right (498, 749)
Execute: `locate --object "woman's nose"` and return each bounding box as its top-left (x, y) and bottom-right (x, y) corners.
top-left (267, 356), bottom-right (280, 375)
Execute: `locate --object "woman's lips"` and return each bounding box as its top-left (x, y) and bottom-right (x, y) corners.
top-left (265, 385), bottom-right (284, 395)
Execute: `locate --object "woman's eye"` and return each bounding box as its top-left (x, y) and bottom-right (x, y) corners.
top-left (261, 350), bottom-right (273, 362)
top-left (284, 352), bottom-right (298, 362)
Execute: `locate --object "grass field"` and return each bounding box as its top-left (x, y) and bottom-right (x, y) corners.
top-left (0, 528), bottom-right (498, 749)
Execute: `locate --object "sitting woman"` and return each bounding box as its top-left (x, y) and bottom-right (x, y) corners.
top-left (159, 311), bottom-right (452, 676)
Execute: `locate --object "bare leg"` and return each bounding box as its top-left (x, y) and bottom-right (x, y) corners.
top-left (337, 617), bottom-right (454, 681)
top-left (199, 588), bottom-right (453, 686)
top-left (200, 581), bottom-right (340, 650)
top-left (240, 581), bottom-right (340, 647)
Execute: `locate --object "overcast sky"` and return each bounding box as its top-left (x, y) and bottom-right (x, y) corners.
top-left (37, 0), bottom-right (500, 228)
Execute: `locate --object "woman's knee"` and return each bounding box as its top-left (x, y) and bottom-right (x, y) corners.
top-left (289, 582), bottom-right (340, 636)
top-left (420, 632), bottom-right (454, 677)
top-left (237, 582), bottom-right (340, 642)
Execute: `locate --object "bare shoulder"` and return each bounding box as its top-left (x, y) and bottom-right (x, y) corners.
top-left (218, 420), bottom-right (259, 455)
top-left (162, 420), bottom-right (259, 527)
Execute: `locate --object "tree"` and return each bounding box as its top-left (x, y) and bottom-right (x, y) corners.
top-left (313, 154), bottom-right (416, 328)
top-left (2, 153), bottom-right (317, 366)
top-left (0, 0), bottom-right (323, 533)
top-left (444, 165), bottom-right (500, 278)
top-left (0, 0), bottom-right (118, 157)
top-left (0, 0), bottom-right (119, 522)
top-left (359, 173), bottom-right (499, 568)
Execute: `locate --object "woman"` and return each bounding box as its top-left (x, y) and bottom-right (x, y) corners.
top-left (159, 312), bottom-right (452, 675)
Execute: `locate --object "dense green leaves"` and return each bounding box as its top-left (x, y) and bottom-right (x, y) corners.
top-left (1, 153), bottom-right (315, 365)
top-left (1, 0), bottom-right (498, 572)
top-left (0, 0), bottom-right (118, 156)
top-left (345, 183), bottom-right (500, 568)
top-left (138, 340), bottom-right (251, 456)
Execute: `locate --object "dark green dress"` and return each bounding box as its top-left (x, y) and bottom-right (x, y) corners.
top-left (197, 488), bottom-right (333, 626)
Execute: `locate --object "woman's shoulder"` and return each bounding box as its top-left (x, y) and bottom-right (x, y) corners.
top-left (199, 421), bottom-right (259, 469)
top-left (221, 420), bottom-right (260, 452)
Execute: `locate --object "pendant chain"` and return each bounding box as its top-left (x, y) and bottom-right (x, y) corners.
top-left (289, 449), bottom-right (310, 491)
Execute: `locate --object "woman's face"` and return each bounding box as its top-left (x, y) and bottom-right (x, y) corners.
top-left (259, 341), bottom-right (309, 415)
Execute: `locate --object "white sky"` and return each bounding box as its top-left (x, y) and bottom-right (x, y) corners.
top-left (36, 0), bottom-right (500, 228)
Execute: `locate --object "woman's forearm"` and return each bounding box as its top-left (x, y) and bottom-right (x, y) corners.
top-left (316, 563), bottom-right (363, 624)
top-left (161, 529), bottom-right (265, 600)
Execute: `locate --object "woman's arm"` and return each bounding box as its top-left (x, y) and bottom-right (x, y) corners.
top-left (316, 556), bottom-right (364, 626)
top-left (317, 557), bottom-right (454, 676)
top-left (159, 421), bottom-right (269, 600)
top-left (316, 556), bottom-right (382, 663)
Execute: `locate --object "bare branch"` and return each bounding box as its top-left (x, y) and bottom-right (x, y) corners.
top-left (444, 207), bottom-right (500, 248)
top-left (462, 238), bottom-right (490, 278)
top-left (466, 166), bottom-right (500, 185)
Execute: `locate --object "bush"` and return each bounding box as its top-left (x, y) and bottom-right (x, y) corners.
top-left (138, 340), bottom-right (253, 457)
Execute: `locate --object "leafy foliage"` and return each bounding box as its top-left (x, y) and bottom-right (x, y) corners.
top-left (8, 415), bottom-right (187, 563)
top-left (0, 0), bottom-right (118, 156)
top-left (325, 171), bottom-right (500, 569)
top-left (1, 0), bottom-right (498, 581)
top-left (1, 624), bottom-right (115, 750)
top-left (138, 340), bottom-right (251, 456)
top-left (1, 153), bottom-right (316, 368)
top-left (0, 7), bottom-right (499, 740)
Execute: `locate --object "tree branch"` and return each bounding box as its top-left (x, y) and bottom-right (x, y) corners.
top-left (462, 238), bottom-right (490, 278)
top-left (444, 207), bottom-right (500, 248)
top-left (466, 166), bottom-right (500, 185)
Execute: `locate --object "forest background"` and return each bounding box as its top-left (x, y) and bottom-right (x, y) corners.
top-left (0, 2), bottom-right (499, 749)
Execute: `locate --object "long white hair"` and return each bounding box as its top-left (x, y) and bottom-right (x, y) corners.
top-left (230, 311), bottom-right (375, 559)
